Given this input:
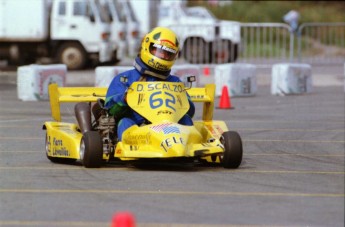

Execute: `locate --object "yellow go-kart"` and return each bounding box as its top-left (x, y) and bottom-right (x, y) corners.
top-left (43, 77), bottom-right (243, 168)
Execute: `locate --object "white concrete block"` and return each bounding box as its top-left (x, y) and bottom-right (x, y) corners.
top-left (17, 64), bottom-right (66, 101)
top-left (171, 64), bottom-right (201, 87)
top-left (96, 65), bottom-right (201, 88)
top-left (271, 63), bottom-right (312, 95)
top-left (95, 66), bottom-right (132, 87)
top-left (215, 63), bottom-right (257, 97)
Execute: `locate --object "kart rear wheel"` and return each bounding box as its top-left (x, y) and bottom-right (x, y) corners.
top-left (221, 131), bottom-right (243, 169)
top-left (45, 133), bottom-right (76, 164)
top-left (80, 131), bottom-right (103, 168)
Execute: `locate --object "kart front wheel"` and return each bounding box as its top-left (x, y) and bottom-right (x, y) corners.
top-left (80, 131), bottom-right (103, 168)
top-left (221, 131), bottom-right (243, 169)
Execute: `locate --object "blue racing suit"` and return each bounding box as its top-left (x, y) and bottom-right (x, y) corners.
top-left (105, 57), bottom-right (195, 141)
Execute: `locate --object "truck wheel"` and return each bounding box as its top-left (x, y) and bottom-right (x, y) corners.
top-left (45, 133), bottom-right (76, 164)
top-left (210, 41), bottom-right (238, 63)
top-left (80, 131), bottom-right (103, 168)
top-left (183, 38), bottom-right (206, 64)
top-left (227, 43), bottom-right (238, 62)
top-left (221, 131), bottom-right (243, 169)
top-left (57, 42), bottom-right (87, 70)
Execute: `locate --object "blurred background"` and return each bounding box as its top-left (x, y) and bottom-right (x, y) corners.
top-left (0, 0), bottom-right (344, 70)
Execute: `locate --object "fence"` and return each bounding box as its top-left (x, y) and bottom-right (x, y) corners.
top-left (297, 22), bottom-right (345, 65)
top-left (173, 22), bottom-right (345, 66)
top-left (238, 23), bottom-right (294, 65)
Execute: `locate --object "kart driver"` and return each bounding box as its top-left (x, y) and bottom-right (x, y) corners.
top-left (104, 27), bottom-right (195, 141)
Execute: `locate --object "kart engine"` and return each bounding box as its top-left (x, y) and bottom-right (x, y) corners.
top-left (96, 114), bottom-right (116, 155)
top-left (92, 100), bottom-right (117, 156)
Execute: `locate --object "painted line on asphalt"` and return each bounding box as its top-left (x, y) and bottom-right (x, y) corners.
top-left (0, 137), bottom-right (41, 140)
top-left (244, 139), bottom-right (345, 143)
top-left (246, 153), bottom-right (344, 157)
top-left (1, 150), bottom-right (344, 157)
top-left (0, 221), bottom-right (280, 227)
top-left (0, 188), bottom-right (343, 197)
top-left (227, 119), bottom-right (345, 124)
top-left (236, 128), bottom-right (345, 132)
top-left (0, 221), bottom-right (107, 227)
top-left (1, 136), bottom-right (344, 144)
top-left (0, 166), bottom-right (343, 175)
top-left (0, 151), bottom-right (40, 153)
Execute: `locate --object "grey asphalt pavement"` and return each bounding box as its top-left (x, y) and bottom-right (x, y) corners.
top-left (0, 63), bottom-right (344, 227)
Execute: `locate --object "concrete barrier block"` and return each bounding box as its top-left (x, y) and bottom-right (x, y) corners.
top-left (96, 65), bottom-right (201, 88)
top-left (271, 63), bottom-right (312, 95)
top-left (171, 64), bottom-right (201, 87)
top-left (17, 64), bottom-right (66, 101)
top-left (95, 66), bottom-right (132, 87)
top-left (215, 63), bottom-right (257, 97)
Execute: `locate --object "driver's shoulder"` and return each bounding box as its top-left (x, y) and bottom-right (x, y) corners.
top-left (115, 69), bottom-right (141, 82)
top-left (167, 74), bottom-right (181, 82)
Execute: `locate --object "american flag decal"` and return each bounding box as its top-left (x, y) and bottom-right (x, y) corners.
top-left (150, 123), bottom-right (180, 134)
top-left (163, 126), bottom-right (180, 134)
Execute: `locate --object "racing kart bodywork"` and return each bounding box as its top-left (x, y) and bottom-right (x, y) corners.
top-left (43, 78), bottom-right (243, 168)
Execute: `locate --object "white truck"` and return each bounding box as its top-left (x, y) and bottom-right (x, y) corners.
top-left (158, 2), bottom-right (241, 64)
top-left (0, 0), bottom-right (122, 70)
top-left (117, 0), bottom-right (141, 57)
top-left (100, 0), bottom-right (140, 58)
top-left (129, 0), bottom-right (241, 64)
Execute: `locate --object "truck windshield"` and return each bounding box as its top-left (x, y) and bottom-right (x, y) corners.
top-left (125, 1), bottom-right (138, 23)
top-left (112, 0), bottom-right (127, 22)
top-left (94, 0), bottom-right (111, 23)
top-left (186, 7), bottom-right (216, 20)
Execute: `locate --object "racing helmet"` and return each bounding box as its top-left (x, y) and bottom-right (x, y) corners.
top-left (140, 27), bottom-right (180, 78)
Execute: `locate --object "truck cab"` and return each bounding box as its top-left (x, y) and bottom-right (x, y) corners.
top-left (118, 0), bottom-right (141, 57)
top-left (51, 0), bottom-right (116, 69)
top-left (99, 0), bottom-right (126, 62)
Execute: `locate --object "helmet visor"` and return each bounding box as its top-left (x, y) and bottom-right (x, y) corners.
top-left (149, 43), bottom-right (178, 61)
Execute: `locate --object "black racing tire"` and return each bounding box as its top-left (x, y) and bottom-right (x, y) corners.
top-left (56, 42), bottom-right (87, 70)
top-left (221, 131), bottom-right (243, 169)
top-left (80, 131), bottom-right (103, 168)
top-left (45, 133), bottom-right (76, 164)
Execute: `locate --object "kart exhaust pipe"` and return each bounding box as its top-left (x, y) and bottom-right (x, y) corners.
top-left (75, 103), bottom-right (92, 134)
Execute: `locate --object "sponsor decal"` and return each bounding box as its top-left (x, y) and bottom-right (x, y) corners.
top-left (123, 133), bottom-right (151, 145)
top-left (130, 145), bottom-right (139, 151)
top-left (160, 136), bottom-right (185, 152)
top-left (214, 125), bottom-right (224, 135)
top-left (51, 137), bottom-right (70, 157)
top-left (157, 110), bottom-right (173, 115)
top-left (206, 125), bottom-right (223, 138)
top-left (148, 58), bottom-right (169, 71)
top-left (136, 83), bottom-right (183, 92)
top-left (53, 147), bottom-right (70, 157)
top-left (150, 123), bottom-right (180, 134)
top-left (190, 95), bottom-right (205, 99)
top-left (53, 138), bottom-right (63, 146)
top-left (153, 43), bottom-right (177, 54)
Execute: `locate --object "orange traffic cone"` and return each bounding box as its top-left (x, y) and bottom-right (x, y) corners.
top-left (112, 212), bottom-right (135, 227)
top-left (217, 86), bottom-right (234, 109)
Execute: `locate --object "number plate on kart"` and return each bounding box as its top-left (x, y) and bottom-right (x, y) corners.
top-left (126, 82), bottom-right (190, 123)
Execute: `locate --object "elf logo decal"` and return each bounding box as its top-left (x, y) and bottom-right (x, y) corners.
top-left (160, 137), bottom-right (185, 152)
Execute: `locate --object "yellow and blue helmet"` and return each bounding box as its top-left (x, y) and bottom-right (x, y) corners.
top-left (140, 27), bottom-right (180, 78)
